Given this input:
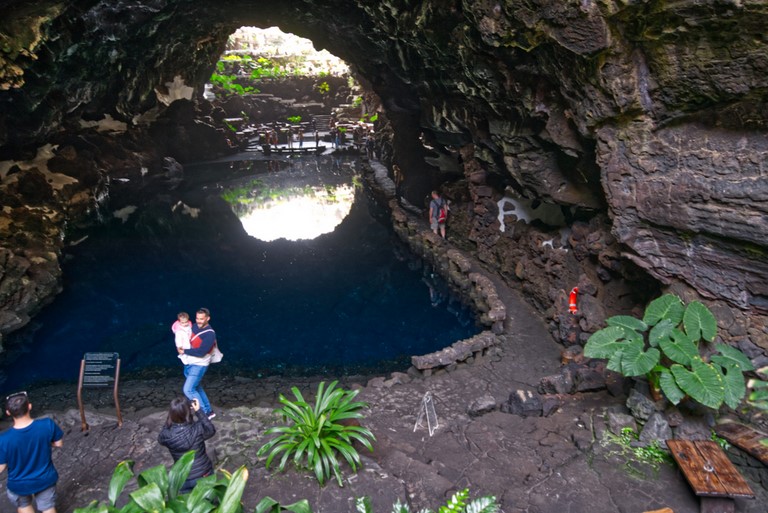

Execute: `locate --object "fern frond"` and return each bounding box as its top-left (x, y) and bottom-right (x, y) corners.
top-left (464, 496), bottom-right (499, 513)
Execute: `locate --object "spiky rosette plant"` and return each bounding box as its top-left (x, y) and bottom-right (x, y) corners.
top-left (584, 294), bottom-right (754, 410)
top-left (257, 380), bottom-right (375, 486)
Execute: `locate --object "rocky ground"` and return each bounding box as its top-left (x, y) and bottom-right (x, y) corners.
top-left (1, 262), bottom-right (766, 512)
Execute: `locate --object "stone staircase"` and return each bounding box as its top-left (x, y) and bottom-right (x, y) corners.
top-left (312, 114), bottom-right (332, 132)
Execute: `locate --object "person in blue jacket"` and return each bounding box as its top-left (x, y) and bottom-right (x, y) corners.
top-left (0, 392), bottom-right (64, 513)
top-left (178, 307), bottom-right (217, 419)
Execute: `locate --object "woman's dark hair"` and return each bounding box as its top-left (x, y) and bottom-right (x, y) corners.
top-left (166, 397), bottom-right (194, 427)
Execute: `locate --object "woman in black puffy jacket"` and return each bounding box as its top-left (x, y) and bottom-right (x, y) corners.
top-left (158, 397), bottom-right (216, 492)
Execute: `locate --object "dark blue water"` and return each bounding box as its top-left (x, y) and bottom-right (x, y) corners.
top-left (0, 156), bottom-right (477, 392)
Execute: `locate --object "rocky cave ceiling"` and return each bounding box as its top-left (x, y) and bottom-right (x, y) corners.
top-left (1, 0), bottom-right (768, 316)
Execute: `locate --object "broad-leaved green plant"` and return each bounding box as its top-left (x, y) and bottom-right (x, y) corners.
top-left (584, 294), bottom-right (754, 409)
top-left (74, 451), bottom-right (248, 513)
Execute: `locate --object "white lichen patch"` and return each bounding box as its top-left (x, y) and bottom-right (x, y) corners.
top-left (172, 201), bottom-right (200, 218)
top-left (113, 205), bottom-right (138, 223)
top-left (0, 144), bottom-right (79, 190)
top-left (155, 75), bottom-right (194, 106)
top-left (78, 114), bottom-right (127, 133)
top-left (497, 192), bottom-right (567, 232)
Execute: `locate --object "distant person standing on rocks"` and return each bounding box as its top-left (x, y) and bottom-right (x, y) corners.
top-left (429, 190), bottom-right (448, 239)
top-left (0, 391), bottom-right (64, 513)
top-left (178, 307), bottom-right (217, 419)
top-left (158, 397), bottom-right (215, 493)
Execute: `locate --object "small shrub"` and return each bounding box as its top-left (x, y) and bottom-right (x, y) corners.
top-left (257, 380), bottom-right (375, 486)
top-left (286, 115), bottom-right (302, 124)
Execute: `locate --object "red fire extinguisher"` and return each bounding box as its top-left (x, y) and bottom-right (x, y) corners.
top-left (569, 287), bottom-right (579, 314)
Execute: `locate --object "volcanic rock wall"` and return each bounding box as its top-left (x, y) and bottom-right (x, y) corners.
top-left (1, 0), bottom-right (767, 359)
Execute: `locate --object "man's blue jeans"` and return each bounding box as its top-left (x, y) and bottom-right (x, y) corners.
top-left (183, 364), bottom-right (211, 414)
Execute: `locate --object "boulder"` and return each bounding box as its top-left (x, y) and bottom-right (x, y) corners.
top-left (608, 412), bottom-right (637, 436)
top-left (501, 389), bottom-right (542, 418)
top-left (626, 389), bottom-right (657, 422)
top-left (538, 369), bottom-right (575, 395)
top-left (467, 395), bottom-right (497, 417)
top-left (573, 365), bottom-right (606, 392)
top-left (638, 413), bottom-right (672, 448)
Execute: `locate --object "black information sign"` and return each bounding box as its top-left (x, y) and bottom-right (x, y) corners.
top-left (82, 352), bottom-right (119, 388)
top-left (77, 351), bottom-right (122, 430)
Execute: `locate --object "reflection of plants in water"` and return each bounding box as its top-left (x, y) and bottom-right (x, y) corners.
top-left (221, 179), bottom-right (352, 214)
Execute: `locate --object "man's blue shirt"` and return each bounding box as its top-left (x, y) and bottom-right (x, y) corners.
top-left (0, 417), bottom-right (63, 495)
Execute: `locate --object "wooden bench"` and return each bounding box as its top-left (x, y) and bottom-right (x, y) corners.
top-left (714, 422), bottom-right (768, 466)
top-left (667, 439), bottom-right (755, 513)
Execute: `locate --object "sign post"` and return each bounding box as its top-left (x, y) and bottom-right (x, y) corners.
top-left (77, 352), bottom-right (122, 432)
top-left (413, 391), bottom-right (439, 436)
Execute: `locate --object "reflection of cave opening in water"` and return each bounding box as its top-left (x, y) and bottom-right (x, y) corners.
top-left (226, 180), bottom-right (356, 241)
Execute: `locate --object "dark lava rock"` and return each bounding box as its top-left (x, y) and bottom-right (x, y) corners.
top-left (665, 407), bottom-right (684, 428)
top-left (608, 412), bottom-right (637, 436)
top-left (501, 389), bottom-right (542, 418)
top-left (17, 169), bottom-right (54, 205)
top-left (467, 394), bottom-right (497, 417)
top-left (541, 395), bottom-right (562, 417)
top-left (604, 370), bottom-right (628, 397)
top-left (626, 389), bottom-right (657, 422)
top-left (538, 370), bottom-right (574, 395)
top-left (638, 413), bottom-right (672, 448)
top-left (673, 417), bottom-right (713, 441)
top-left (574, 365), bottom-right (606, 392)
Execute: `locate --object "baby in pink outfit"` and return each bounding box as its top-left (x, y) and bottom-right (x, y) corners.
top-left (171, 311), bottom-right (192, 365)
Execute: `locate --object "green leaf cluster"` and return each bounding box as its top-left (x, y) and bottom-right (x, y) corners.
top-left (286, 115), bottom-right (302, 124)
top-left (209, 72), bottom-right (258, 97)
top-left (256, 381), bottom-right (375, 486)
top-left (601, 427), bottom-right (673, 477)
top-left (74, 451), bottom-right (248, 513)
top-left (584, 294), bottom-right (754, 410)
